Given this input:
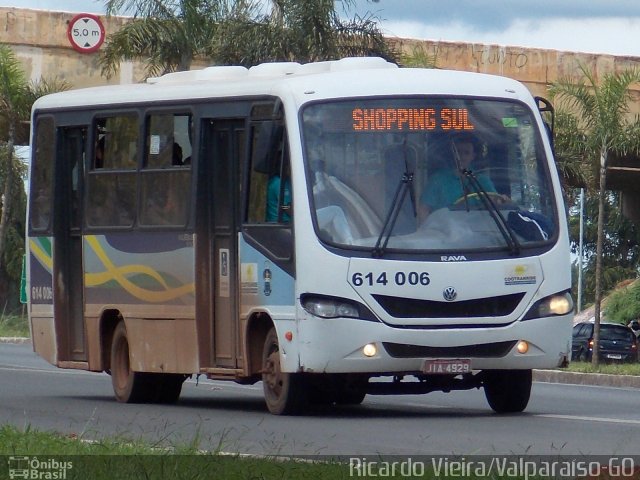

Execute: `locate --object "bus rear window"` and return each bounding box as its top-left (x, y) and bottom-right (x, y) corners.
top-left (29, 116), bottom-right (55, 232)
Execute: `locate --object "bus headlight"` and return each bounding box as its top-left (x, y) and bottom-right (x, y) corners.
top-left (305, 298), bottom-right (358, 318)
top-left (521, 291), bottom-right (574, 320)
top-left (300, 294), bottom-right (379, 321)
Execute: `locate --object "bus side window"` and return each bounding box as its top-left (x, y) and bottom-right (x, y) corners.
top-left (265, 143), bottom-right (291, 223)
top-left (87, 173), bottom-right (135, 227)
top-left (139, 171), bottom-right (190, 226)
top-left (244, 120), bottom-right (293, 263)
top-left (246, 122), bottom-right (290, 224)
top-left (86, 115), bottom-right (138, 228)
top-left (139, 113), bottom-right (192, 226)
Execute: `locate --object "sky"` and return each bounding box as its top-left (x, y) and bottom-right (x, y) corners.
top-left (3, 0), bottom-right (640, 57)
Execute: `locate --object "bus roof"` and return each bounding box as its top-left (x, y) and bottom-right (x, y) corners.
top-left (32, 57), bottom-right (534, 113)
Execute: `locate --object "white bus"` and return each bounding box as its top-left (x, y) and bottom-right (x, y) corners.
top-left (27, 57), bottom-right (573, 415)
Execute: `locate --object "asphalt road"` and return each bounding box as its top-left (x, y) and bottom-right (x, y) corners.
top-left (2, 342), bottom-right (640, 457)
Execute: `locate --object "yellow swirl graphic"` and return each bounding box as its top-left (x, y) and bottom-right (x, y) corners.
top-left (85, 236), bottom-right (195, 302)
top-left (29, 236), bottom-right (194, 302)
top-left (29, 239), bottom-right (53, 271)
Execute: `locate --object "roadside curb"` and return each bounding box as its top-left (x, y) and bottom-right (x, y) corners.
top-left (533, 369), bottom-right (640, 389)
top-left (0, 336), bottom-right (30, 344)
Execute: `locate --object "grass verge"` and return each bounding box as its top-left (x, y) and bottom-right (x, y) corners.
top-left (0, 425), bottom-right (596, 479)
top-left (0, 313), bottom-right (29, 338)
top-left (566, 360), bottom-right (640, 376)
top-left (0, 425), bottom-right (355, 480)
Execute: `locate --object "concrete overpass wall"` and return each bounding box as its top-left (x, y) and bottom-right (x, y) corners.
top-left (1, 7), bottom-right (145, 86)
top-left (4, 6), bottom-right (640, 216)
top-left (392, 38), bottom-right (640, 105)
top-left (3, 6), bottom-right (640, 99)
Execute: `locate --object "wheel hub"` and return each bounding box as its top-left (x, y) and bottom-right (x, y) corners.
top-left (263, 351), bottom-right (282, 393)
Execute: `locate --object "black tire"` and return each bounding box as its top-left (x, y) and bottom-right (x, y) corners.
top-left (110, 321), bottom-right (152, 403)
top-left (333, 374), bottom-right (368, 405)
top-left (307, 374), bottom-right (368, 406)
top-left (334, 388), bottom-right (367, 405)
top-left (262, 327), bottom-right (307, 415)
top-left (111, 322), bottom-right (186, 404)
top-left (149, 373), bottom-right (186, 404)
top-left (483, 369), bottom-right (532, 414)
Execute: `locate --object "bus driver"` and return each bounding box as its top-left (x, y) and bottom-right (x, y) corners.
top-left (419, 133), bottom-right (507, 221)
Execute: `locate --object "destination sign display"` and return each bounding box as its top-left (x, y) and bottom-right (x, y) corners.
top-left (352, 107), bottom-right (475, 132)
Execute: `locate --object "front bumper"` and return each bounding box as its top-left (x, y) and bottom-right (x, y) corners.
top-left (294, 313), bottom-right (573, 374)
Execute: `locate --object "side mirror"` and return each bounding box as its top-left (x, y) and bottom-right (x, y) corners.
top-left (534, 96), bottom-right (554, 149)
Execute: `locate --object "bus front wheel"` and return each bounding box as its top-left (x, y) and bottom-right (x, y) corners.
top-left (262, 327), bottom-right (307, 415)
top-left (110, 321), bottom-right (151, 403)
top-left (483, 369), bottom-right (532, 414)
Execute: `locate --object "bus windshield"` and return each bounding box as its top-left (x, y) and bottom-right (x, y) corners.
top-left (302, 97), bottom-right (556, 252)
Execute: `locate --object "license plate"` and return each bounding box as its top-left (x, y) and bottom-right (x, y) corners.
top-left (422, 359), bottom-right (471, 375)
top-left (607, 354), bottom-right (622, 360)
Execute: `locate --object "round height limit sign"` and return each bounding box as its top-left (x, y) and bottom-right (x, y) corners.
top-left (67, 14), bottom-right (105, 53)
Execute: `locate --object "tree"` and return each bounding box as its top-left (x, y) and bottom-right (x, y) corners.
top-left (100, 0), bottom-right (231, 78)
top-left (568, 190), bottom-right (640, 307)
top-left (214, 0), bottom-right (396, 66)
top-left (100, 0), bottom-right (397, 77)
top-left (0, 44), bottom-right (69, 311)
top-left (553, 110), bottom-right (593, 193)
top-left (0, 44), bottom-right (31, 283)
top-left (550, 64), bottom-right (640, 366)
top-left (399, 43), bottom-right (438, 69)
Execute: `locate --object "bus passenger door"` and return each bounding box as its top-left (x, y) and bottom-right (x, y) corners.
top-left (197, 120), bottom-right (244, 369)
top-left (53, 127), bottom-right (86, 362)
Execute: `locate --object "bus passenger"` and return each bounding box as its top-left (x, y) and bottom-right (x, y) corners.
top-left (94, 137), bottom-right (105, 169)
top-left (172, 142), bottom-right (183, 166)
top-left (266, 165), bottom-right (291, 223)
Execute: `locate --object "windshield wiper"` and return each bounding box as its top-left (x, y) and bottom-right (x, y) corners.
top-left (461, 169), bottom-right (521, 256)
top-left (372, 171), bottom-right (414, 258)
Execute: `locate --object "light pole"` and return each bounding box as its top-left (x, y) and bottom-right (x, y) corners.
top-left (577, 187), bottom-right (584, 313)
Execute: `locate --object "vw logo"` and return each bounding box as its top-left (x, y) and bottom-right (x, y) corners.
top-left (443, 286), bottom-right (457, 301)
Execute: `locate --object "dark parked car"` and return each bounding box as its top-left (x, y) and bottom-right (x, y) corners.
top-left (571, 322), bottom-right (638, 363)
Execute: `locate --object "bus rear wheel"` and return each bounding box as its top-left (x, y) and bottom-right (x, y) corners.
top-left (110, 322), bottom-right (154, 403)
top-left (262, 327), bottom-right (307, 415)
top-left (147, 373), bottom-right (185, 404)
top-left (483, 369), bottom-right (532, 414)
top-left (111, 322), bottom-right (185, 404)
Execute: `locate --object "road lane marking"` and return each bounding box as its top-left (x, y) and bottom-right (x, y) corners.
top-left (536, 413), bottom-right (640, 426)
